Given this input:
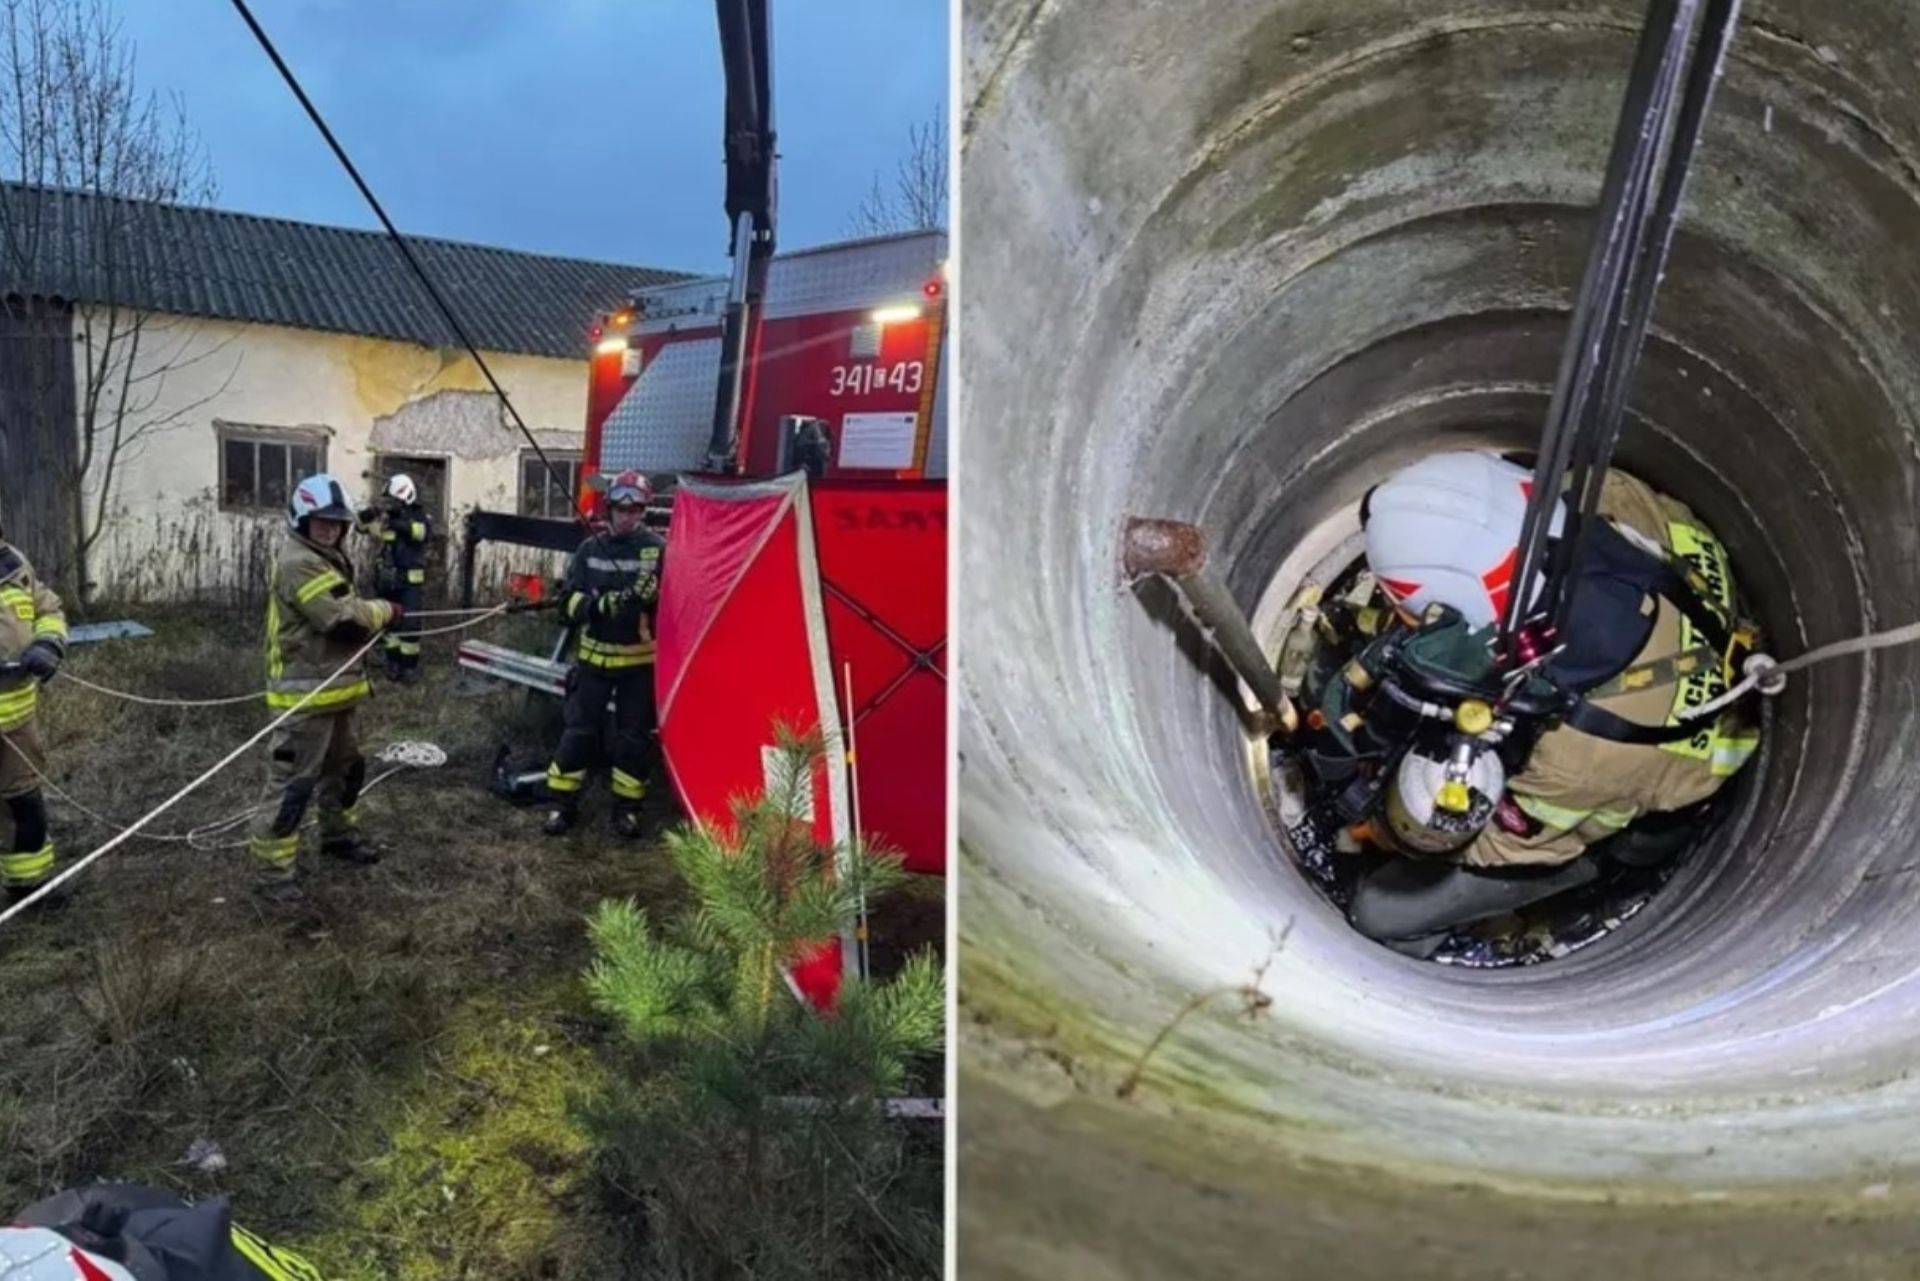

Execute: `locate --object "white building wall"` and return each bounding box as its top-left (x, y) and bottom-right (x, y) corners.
top-left (80, 312), bottom-right (585, 604)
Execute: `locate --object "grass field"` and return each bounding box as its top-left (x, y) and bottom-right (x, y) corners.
top-left (0, 606), bottom-right (945, 1278)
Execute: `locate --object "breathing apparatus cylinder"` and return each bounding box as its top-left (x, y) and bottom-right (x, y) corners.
top-left (1382, 736), bottom-right (1507, 856)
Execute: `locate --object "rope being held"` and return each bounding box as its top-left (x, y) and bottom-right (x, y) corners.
top-left (0, 608), bottom-right (504, 928)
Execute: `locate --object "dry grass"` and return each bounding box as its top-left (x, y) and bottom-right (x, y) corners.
top-left (0, 605), bottom-right (797, 1276)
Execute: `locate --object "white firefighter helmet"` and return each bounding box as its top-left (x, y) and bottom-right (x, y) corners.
top-left (1361, 451), bottom-right (1566, 630)
top-left (385, 473), bottom-right (417, 505)
top-left (287, 473), bottom-right (357, 532)
top-left (0, 1227), bottom-right (137, 1281)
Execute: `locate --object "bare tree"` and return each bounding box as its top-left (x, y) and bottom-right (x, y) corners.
top-left (0, 0), bottom-right (230, 608)
top-left (846, 106), bottom-right (947, 237)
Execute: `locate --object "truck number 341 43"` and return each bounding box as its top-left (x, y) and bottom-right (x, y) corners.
top-left (829, 361), bottom-right (924, 396)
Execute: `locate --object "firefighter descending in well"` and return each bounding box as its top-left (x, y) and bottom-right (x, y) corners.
top-left (249, 474), bottom-right (400, 903)
top-left (0, 514), bottom-right (66, 904)
top-left (543, 469), bottom-right (665, 839)
top-left (361, 472), bottom-right (432, 684)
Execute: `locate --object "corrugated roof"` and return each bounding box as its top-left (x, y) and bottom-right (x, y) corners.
top-left (0, 182), bottom-right (690, 359)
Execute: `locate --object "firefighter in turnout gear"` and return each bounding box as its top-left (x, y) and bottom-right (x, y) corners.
top-left (1329, 452), bottom-right (1762, 949)
top-left (248, 473), bottom-right (398, 903)
top-left (0, 520), bottom-right (66, 903)
top-left (3, 1182), bottom-right (326, 1280)
top-left (359, 473), bottom-right (432, 684)
top-left (543, 469), bottom-right (664, 840)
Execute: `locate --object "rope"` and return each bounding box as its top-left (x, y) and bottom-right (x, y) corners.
top-left (0, 609), bottom-right (503, 926)
top-left (1683, 621), bottom-right (1920, 722)
top-left (52, 605), bottom-right (510, 709)
top-left (55, 670), bottom-right (256, 708)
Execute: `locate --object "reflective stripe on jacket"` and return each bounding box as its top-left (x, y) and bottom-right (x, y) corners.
top-left (0, 544), bottom-right (65, 731)
top-left (561, 530), bottom-right (665, 669)
top-left (1464, 471), bottom-right (1760, 868)
top-left (264, 533), bottom-right (393, 715)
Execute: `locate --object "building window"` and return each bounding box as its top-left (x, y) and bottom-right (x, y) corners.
top-left (218, 424), bottom-right (328, 514)
top-left (519, 449), bottom-right (582, 519)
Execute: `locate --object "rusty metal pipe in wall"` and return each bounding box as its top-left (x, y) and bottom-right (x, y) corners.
top-left (1123, 516), bottom-right (1297, 734)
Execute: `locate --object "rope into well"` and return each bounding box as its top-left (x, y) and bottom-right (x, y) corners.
top-left (1682, 621), bottom-right (1920, 722)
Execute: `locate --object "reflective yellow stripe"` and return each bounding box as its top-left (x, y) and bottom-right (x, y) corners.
top-left (611, 768), bottom-right (646, 800)
top-left (406, 568), bottom-right (426, 584)
top-left (380, 530), bottom-right (397, 542)
top-left (265, 679), bottom-right (371, 712)
top-left (0, 842), bottom-right (54, 886)
top-left (0, 587), bottom-right (31, 622)
top-left (0, 684), bottom-right (36, 730)
top-left (230, 1225), bottom-right (326, 1281)
top-left (1514, 794), bottom-right (1638, 835)
top-left (250, 833), bottom-right (299, 869)
top-left (579, 650), bottom-right (654, 670)
top-left (32, 615), bottom-right (65, 639)
top-left (546, 763), bottom-right (585, 793)
top-left (296, 571), bottom-right (346, 604)
top-left (1710, 731), bottom-right (1761, 778)
top-left (410, 521), bottom-right (426, 540)
top-left (265, 574), bottom-right (285, 682)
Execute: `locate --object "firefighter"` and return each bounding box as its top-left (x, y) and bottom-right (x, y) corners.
top-left (1337, 451), bottom-right (1761, 948)
top-left (359, 473), bottom-right (432, 684)
top-left (248, 474), bottom-right (398, 903)
top-left (0, 517), bottom-right (66, 904)
top-left (3, 1181), bottom-right (325, 1280)
top-left (543, 469), bottom-right (664, 840)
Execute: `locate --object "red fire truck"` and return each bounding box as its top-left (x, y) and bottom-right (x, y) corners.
top-left (457, 1), bottom-right (945, 1003)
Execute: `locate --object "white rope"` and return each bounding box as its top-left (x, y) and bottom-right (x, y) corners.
top-left (49, 605), bottom-right (509, 709)
top-left (0, 633), bottom-right (380, 925)
top-left (1683, 621), bottom-right (1920, 722)
top-left (0, 608), bottom-right (503, 926)
top-left (55, 670), bottom-right (257, 707)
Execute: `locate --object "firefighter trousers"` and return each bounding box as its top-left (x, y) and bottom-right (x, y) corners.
top-left (0, 718), bottom-right (53, 889)
top-left (381, 584), bottom-right (424, 673)
top-left (546, 663), bottom-right (656, 807)
top-left (248, 710), bottom-right (367, 875)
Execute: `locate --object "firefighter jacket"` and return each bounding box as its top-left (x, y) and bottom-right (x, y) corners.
top-left (560, 528), bottom-right (665, 670)
top-left (12, 1182), bottom-right (325, 1280)
top-left (0, 543), bottom-right (67, 732)
top-left (366, 499), bottom-right (432, 592)
top-left (264, 532), bottom-right (394, 716)
top-left (1462, 471), bottom-right (1760, 868)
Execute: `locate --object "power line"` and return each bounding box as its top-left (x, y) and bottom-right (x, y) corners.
top-left (227, 0), bottom-right (590, 526)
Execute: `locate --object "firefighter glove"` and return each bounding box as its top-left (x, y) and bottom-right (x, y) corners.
top-left (18, 640), bottom-right (59, 681)
top-left (635, 572), bottom-right (660, 604)
top-left (594, 589), bottom-right (637, 618)
top-left (386, 600), bottom-right (405, 625)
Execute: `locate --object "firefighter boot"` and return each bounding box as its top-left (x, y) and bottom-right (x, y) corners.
top-left (320, 832), bottom-right (382, 865)
top-left (253, 868), bottom-right (307, 906)
top-left (542, 798), bottom-right (578, 837)
top-left (611, 803), bottom-right (644, 840)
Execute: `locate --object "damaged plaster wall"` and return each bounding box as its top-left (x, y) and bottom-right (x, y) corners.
top-left (81, 313), bottom-right (586, 606)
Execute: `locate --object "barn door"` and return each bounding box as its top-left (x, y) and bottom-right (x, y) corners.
top-left (0, 297), bottom-right (79, 594)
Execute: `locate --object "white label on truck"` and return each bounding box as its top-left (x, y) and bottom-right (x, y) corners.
top-left (838, 411), bottom-right (918, 469)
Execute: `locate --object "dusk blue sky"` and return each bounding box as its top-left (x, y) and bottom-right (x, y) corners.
top-left (118, 2), bottom-right (948, 275)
